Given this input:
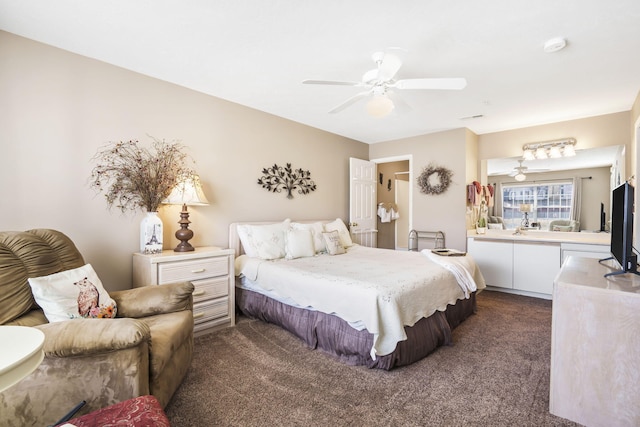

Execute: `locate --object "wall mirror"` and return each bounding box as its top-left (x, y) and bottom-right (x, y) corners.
top-left (484, 145), bottom-right (625, 232)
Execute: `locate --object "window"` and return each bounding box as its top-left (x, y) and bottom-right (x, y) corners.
top-left (501, 181), bottom-right (573, 229)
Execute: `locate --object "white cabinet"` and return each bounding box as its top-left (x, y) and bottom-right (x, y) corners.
top-left (132, 246), bottom-right (235, 336)
top-left (467, 237), bottom-right (560, 298)
top-left (513, 242), bottom-right (560, 295)
top-left (466, 239), bottom-right (513, 288)
top-left (560, 242), bottom-right (610, 264)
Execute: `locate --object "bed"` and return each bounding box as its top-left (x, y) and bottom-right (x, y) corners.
top-left (230, 219), bottom-right (486, 370)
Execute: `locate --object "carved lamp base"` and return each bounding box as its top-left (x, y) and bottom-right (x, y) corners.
top-left (174, 204), bottom-right (195, 252)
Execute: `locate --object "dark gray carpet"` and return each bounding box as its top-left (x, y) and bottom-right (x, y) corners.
top-left (165, 291), bottom-right (580, 426)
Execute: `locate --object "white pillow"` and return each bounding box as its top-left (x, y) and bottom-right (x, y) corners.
top-left (488, 223), bottom-right (503, 230)
top-left (322, 230), bottom-right (346, 255)
top-left (236, 219), bottom-right (291, 260)
top-left (285, 229), bottom-right (316, 259)
top-left (324, 218), bottom-right (353, 248)
top-left (27, 264), bottom-right (117, 323)
top-left (291, 222), bottom-right (326, 253)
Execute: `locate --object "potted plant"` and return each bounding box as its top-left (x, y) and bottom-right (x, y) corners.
top-left (476, 215), bottom-right (487, 234)
top-left (90, 137), bottom-right (194, 254)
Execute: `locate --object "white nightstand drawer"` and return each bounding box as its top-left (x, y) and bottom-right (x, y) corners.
top-left (192, 277), bottom-right (229, 303)
top-left (193, 298), bottom-right (229, 324)
top-left (158, 257), bottom-right (228, 284)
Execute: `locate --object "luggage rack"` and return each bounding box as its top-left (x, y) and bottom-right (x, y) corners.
top-left (408, 230), bottom-right (445, 251)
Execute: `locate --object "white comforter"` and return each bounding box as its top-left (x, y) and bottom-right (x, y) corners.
top-left (236, 245), bottom-right (486, 359)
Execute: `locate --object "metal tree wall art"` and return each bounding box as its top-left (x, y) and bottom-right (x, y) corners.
top-left (257, 163), bottom-right (316, 199)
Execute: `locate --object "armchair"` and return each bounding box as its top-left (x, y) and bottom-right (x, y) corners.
top-left (548, 219), bottom-right (580, 232)
top-left (0, 229), bottom-right (194, 427)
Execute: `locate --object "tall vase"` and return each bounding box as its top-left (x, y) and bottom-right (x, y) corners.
top-left (140, 211), bottom-right (163, 254)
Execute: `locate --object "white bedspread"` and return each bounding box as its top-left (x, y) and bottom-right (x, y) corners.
top-left (237, 246), bottom-right (485, 359)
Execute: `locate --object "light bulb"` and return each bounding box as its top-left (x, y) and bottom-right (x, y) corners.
top-left (366, 95), bottom-right (394, 117)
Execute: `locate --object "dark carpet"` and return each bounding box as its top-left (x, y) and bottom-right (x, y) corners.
top-left (165, 291), bottom-right (580, 426)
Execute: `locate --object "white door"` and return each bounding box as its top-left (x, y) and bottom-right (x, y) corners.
top-left (395, 179), bottom-right (409, 249)
top-left (349, 158), bottom-right (377, 247)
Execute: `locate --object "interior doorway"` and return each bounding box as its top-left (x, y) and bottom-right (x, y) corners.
top-left (372, 156), bottom-right (412, 250)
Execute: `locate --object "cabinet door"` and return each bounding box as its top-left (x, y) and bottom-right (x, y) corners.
top-left (513, 242), bottom-right (560, 295)
top-left (467, 239), bottom-right (513, 288)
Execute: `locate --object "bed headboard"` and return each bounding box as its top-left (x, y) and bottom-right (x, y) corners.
top-left (229, 220), bottom-right (332, 257)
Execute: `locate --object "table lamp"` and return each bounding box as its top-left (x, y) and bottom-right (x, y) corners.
top-left (163, 173), bottom-right (209, 252)
top-left (520, 204), bottom-right (533, 228)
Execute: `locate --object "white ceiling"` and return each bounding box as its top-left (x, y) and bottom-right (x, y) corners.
top-left (1, 1), bottom-right (640, 144)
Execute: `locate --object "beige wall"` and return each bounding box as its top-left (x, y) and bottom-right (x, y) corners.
top-left (0, 31), bottom-right (367, 291)
top-left (370, 128), bottom-right (470, 251)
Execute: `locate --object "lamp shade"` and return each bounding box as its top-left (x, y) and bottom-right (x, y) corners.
top-left (366, 95), bottom-right (394, 117)
top-left (520, 203), bottom-right (533, 212)
top-left (163, 174), bottom-right (209, 206)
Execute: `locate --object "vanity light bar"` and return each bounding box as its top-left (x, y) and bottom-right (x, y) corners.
top-left (522, 138), bottom-right (577, 160)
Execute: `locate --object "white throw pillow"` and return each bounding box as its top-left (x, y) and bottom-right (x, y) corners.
top-left (291, 222), bottom-right (326, 253)
top-left (237, 219), bottom-right (291, 260)
top-left (324, 218), bottom-right (353, 248)
top-left (285, 228), bottom-right (316, 259)
top-left (488, 223), bottom-right (503, 230)
top-left (322, 230), bottom-right (346, 255)
top-left (28, 264), bottom-right (117, 323)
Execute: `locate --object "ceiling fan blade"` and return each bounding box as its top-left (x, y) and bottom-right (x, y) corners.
top-left (302, 79), bottom-right (360, 86)
top-left (394, 77), bottom-right (467, 90)
top-left (328, 91), bottom-right (371, 114)
top-left (386, 91), bottom-right (412, 114)
top-left (377, 48), bottom-right (406, 81)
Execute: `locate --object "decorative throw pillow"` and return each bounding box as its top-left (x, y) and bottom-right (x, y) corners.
top-left (324, 218), bottom-right (353, 248)
top-left (237, 219), bottom-right (291, 260)
top-left (27, 264), bottom-right (117, 323)
top-left (322, 230), bottom-right (346, 255)
top-left (553, 225), bottom-right (573, 232)
top-left (291, 221), bottom-right (326, 253)
top-left (285, 228), bottom-right (316, 259)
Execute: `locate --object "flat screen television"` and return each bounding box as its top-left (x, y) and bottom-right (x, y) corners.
top-left (600, 181), bottom-right (638, 277)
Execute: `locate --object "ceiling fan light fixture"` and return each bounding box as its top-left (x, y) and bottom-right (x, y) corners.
top-left (366, 95), bottom-right (394, 118)
top-left (514, 172), bottom-right (526, 182)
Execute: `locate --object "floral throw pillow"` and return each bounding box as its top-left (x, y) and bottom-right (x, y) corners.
top-left (28, 264), bottom-right (117, 322)
top-left (322, 230), bottom-right (346, 255)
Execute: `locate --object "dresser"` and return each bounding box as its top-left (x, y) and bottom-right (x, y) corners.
top-left (550, 256), bottom-right (640, 427)
top-left (132, 247), bottom-right (235, 336)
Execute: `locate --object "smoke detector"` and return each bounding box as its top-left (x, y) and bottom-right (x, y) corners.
top-left (543, 37), bottom-right (567, 53)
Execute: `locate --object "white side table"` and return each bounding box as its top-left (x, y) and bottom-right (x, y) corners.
top-left (0, 326), bottom-right (45, 392)
top-left (132, 246), bottom-right (235, 336)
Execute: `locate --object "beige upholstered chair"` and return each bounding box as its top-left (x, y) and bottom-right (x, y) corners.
top-left (548, 219), bottom-right (580, 232)
top-left (0, 229), bottom-right (194, 426)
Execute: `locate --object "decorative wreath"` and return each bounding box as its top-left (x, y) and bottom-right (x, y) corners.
top-left (417, 164), bottom-right (453, 195)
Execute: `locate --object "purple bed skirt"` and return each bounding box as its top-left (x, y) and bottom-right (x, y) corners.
top-left (236, 287), bottom-right (477, 370)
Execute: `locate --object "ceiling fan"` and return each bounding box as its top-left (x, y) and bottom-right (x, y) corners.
top-left (507, 159), bottom-right (549, 181)
top-left (302, 48), bottom-right (467, 117)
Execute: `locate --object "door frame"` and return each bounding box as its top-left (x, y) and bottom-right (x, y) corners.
top-left (370, 155), bottom-right (413, 238)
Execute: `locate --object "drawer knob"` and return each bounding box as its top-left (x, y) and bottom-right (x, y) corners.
top-left (192, 290), bottom-right (206, 296)
top-left (191, 268), bottom-right (206, 273)
top-left (193, 312), bottom-right (205, 319)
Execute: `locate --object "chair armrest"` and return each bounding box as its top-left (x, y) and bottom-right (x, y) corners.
top-left (36, 318), bottom-right (150, 357)
top-left (110, 281), bottom-right (194, 319)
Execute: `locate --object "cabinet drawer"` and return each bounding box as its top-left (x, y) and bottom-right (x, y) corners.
top-left (192, 277), bottom-right (229, 304)
top-left (158, 257), bottom-right (228, 284)
top-left (193, 298), bottom-right (229, 325)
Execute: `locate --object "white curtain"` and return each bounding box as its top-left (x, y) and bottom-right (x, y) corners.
top-left (572, 177), bottom-right (582, 222)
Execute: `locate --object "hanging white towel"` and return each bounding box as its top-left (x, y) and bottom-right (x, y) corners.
top-left (377, 203), bottom-right (400, 223)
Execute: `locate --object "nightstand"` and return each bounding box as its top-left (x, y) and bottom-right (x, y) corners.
top-left (132, 247), bottom-right (235, 336)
